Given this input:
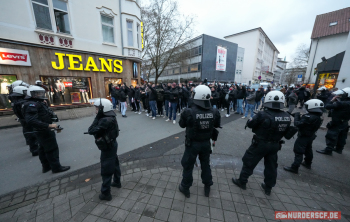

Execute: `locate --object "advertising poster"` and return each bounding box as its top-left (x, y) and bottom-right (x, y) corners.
top-left (216, 46), bottom-right (227, 71)
top-left (70, 92), bottom-right (81, 103)
top-left (133, 62), bottom-right (138, 78)
top-left (0, 47), bottom-right (31, 66)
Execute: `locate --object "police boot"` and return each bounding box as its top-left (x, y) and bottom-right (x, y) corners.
top-left (283, 166), bottom-right (298, 174)
top-left (333, 148), bottom-right (343, 154)
top-left (261, 183), bottom-right (271, 196)
top-left (232, 178), bottom-right (246, 190)
top-left (42, 166), bottom-right (51, 173)
top-left (99, 192), bottom-right (112, 201)
top-left (301, 161), bottom-right (311, 169)
top-left (111, 182), bottom-right (122, 188)
top-left (316, 149), bottom-right (332, 156)
top-left (52, 166), bottom-right (71, 173)
top-left (204, 186), bottom-right (210, 197)
top-left (179, 184), bottom-right (190, 198)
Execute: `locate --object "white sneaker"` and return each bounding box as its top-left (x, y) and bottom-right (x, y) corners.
top-left (156, 115), bottom-right (160, 117)
top-left (161, 115), bottom-right (164, 117)
top-left (138, 112), bottom-right (141, 114)
top-left (163, 115), bottom-right (166, 118)
top-left (221, 109), bottom-right (224, 112)
top-left (177, 113), bottom-right (180, 116)
top-left (152, 117), bottom-right (156, 120)
top-left (166, 118), bottom-right (170, 122)
top-left (146, 113), bottom-right (149, 117)
top-left (134, 112), bottom-right (138, 113)
top-left (149, 115), bottom-right (152, 118)
top-left (173, 120), bottom-right (176, 124)
top-left (242, 116), bottom-right (246, 119)
top-left (225, 114), bottom-right (230, 118)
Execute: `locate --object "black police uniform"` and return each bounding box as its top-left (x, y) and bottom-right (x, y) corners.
top-left (318, 100), bottom-right (350, 154)
top-left (22, 100), bottom-right (65, 172)
top-left (289, 112), bottom-right (323, 169)
top-left (237, 108), bottom-right (291, 191)
top-left (13, 98), bottom-right (39, 155)
top-left (179, 104), bottom-right (221, 191)
top-left (88, 114), bottom-right (121, 196)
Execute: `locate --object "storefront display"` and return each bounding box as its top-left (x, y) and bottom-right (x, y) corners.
top-left (316, 73), bottom-right (338, 89)
top-left (0, 75), bottom-right (17, 110)
top-left (131, 79), bottom-right (138, 87)
top-left (104, 78), bottom-right (122, 98)
top-left (40, 76), bottom-right (92, 106)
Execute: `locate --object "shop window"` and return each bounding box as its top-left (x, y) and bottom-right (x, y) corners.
top-left (127, 20), bottom-right (134, 47)
top-left (41, 76), bottom-right (92, 106)
top-left (0, 75), bottom-right (17, 110)
top-left (101, 15), bottom-right (115, 43)
top-left (131, 79), bottom-right (138, 88)
top-left (53, 0), bottom-right (70, 34)
top-left (317, 73), bottom-right (338, 89)
top-left (32, 0), bottom-right (52, 30)
top-left (104, 78), bottom-right (122, 99)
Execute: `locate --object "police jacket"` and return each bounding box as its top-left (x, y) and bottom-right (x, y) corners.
top-left (22, 100), bottom-right (53, 131)
top-left (13, 98), bottom-right (26, 120)
top-left (179, 104), bottom-right (221, 141)
top-left (210, 91), bottom-right (220, 105)
top-left (294, 112), bottom-right (323, 137)
top-left (326, 100), bottom-right (350, 123)
top-left (317, 90), bottom-right (329, 104)
top-left (88, 115), bottom-right (119, 142)
top-left (247, 108), bottom-right (292, 142)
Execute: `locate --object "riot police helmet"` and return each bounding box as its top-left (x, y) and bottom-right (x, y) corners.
top-left (263, 91), bottom-right (285, 109)
top-left (27, 85), bottom-right (47, 99)
top-left (35, 80), bottom-right (43, 86)
top-left (317, 86), bottom-right (327, 91)
top-left (333, 87), bottom-right (350, 100)
top-left (12, 80), bottom-right (29, 88)
top-left (11, 86), bottom-right (28, 97)
top-left (93, 98), bottom-right (116, 116)
top-left (304, 99), bottom-right (324, 113)
top-left (192, 85), bottom-right (212, 109)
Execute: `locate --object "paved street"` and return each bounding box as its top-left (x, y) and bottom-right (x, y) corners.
top-left (0, 108), bottom-right (349, 222)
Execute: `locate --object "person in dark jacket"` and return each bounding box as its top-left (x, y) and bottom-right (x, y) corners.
top-left (156, 84), bottom-right (164, 117)
top-left (88, 98), bottom-right (121, 201)
top-left (165, 83), bottom-right (179, 124)
top-left (242, 88), bottom-right (256, 119)
top-left (288, 90), bottom-right (298, 113)
top-left (285, 86), bottom-right (294, 107)
top-left (119, 84), bottom-right (128, 117)
top-left (297, 86), bottom-right (306, 108)
top-left (316, 87), bottom-right (330, 105)
top-left (210, 87), bottom-right (220, 109)
top-left (147, 84), bottom-right (158, 119)
top-left (134, 85), bottom-right (142, 114)
top-left (235, 85), bottom-right (246, 115)
top-left (163, 83), bottom-right (172, 118)
top-left (255, 88), bottom-right (264, 111)
top-left (126, 85), bottom-right (136, 112)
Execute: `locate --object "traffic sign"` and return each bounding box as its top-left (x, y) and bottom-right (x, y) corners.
top-left (258, 76), bottom-right (261, 80)
top-left (298, 75), bottom-right (303, 78)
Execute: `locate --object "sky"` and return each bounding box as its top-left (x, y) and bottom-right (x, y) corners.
top-left (176, 0), bottom-right (349, 67)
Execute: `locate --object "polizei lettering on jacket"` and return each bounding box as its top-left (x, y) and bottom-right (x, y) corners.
top-left (196, 113), bottom-right (213, 119)
top-left (275, 117), bottom-right (290, 121)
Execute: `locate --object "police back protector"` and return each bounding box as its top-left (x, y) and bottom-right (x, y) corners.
top-left (187, 106), bottom-right (214, 141)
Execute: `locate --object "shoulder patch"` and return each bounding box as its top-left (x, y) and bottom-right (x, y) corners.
top-left (29, 104), bottom-right (35, 107)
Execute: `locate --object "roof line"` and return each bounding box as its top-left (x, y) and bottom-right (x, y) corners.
top-left (224, 27), bottom-right (279, 53)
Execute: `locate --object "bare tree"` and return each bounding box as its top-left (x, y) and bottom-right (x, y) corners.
top-left (285, 44), bottom-right (309, 85)
top-left (142, 0), bottom-right (195, 84)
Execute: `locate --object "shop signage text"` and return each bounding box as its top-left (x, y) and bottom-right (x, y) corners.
top-left (51, 53), bottom-right (123, 73)
top-left (0, 47), bottom-right (31, 66)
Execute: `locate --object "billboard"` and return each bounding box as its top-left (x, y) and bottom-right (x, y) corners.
top-left (216, 46), bottom-right (227, 71)
top-left (0, 48), bottom-right (31, 66)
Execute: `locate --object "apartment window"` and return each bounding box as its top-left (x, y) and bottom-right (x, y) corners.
top-left (127, 20), bottom-right (134, 47)
top-left (199, 46), bottom-right (202, 55)
top-left (174, 68), bottom-right (180, 74)
top-left (101, 15), bottom-right (114, 43)
top-left (137, 24), bottom-right (140, 48)
top-left (329, 22), bottom-right (337, 26)
top-left (32, 0), bottom-right (52, 30)
top-left (53, 0), bottom-right (70, 34)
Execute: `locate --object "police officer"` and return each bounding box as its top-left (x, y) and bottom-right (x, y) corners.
top-left (10, 86), bottom-right (39, 156)
top-left (88, 98), bottom-right (121, 201)
top-left (22, 86), bottom-right (70, 173)
top-left (317, 87), bottom-right (350, 155)
top-left (232, 91), bottom-right (296, 195)
top-left (178, 85), bottom-right (221, 198)
top-left (284, 99), bottom-right (324, 173)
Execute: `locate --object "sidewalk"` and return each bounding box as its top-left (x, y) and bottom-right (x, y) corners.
top-left (1, 152), bottom-right (349, 222)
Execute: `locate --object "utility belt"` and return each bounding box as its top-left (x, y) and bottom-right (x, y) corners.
top-left (95, 135), bottom-right (115, 151)
top-left (186, 129), bottom-right (219, 146)
top-left (253, 135), bottom-right (280, 143)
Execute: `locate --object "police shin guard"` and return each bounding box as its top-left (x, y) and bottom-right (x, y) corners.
top-left (179, 184), bottom-right (190, 198)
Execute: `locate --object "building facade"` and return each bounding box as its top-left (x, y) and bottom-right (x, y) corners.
top-left (305, 7), bottom-right (350, 90)
top-left (273, 58), bottom-right (288, 85)
top-left (148, 34), bottom-right (239, 83)
top-left (0, 0), bottom-right (142, 110)
top-left (224, 27), bottom-right (279, 85)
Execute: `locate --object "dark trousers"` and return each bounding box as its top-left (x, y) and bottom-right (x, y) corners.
top-left (157, 101), bottom-right (163, 115)
top-left (129, 97), bottom-right (136, 111)
top-left (298, 99), bottom-right (304, 107)
top-left (292, 135), bottom-right (316, 168)
top-left (21, 120), bottom-right (39, 154)
top-left (239, 140), bottom-right (280, 189)
top-left (36, 130), bottom-right (61, 171)
top-left (101, 141), bottom-right (121, 195)
top-left (325, 122), bottom-right (349, 152)
top-left (141, 97), bottom-right (147, 110)
top-left (181, 140), bottom-right (213, 189)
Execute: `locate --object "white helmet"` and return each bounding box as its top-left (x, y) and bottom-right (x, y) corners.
top-left (333, 87), bottom-right (350, 99)
top-left (11, 86), bottom-right (28, 97)
top-left (27, 85), bottom-right (46, 99)
top-left (304, 99), bottom-right (324, 113)
top-left (12, 80), bottom-right (29, 88)
top-left (263, 91), bottom-right (285, 109)
top-left (35, 80), bottom-right (43, 86)
top-left (93, 98), bottom-right (116, 116)
top-left (192, 85), bottom-right (211, 109)
top-left (317, 86), bottom-right (327, 91)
